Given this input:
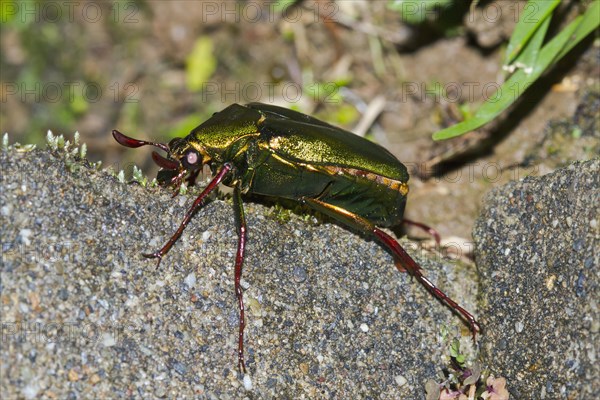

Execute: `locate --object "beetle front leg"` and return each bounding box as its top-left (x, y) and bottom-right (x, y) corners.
top-left (232, 184), bottom-right (248, 374)
top-left (302, 197), bottom-right (481, 339)
top-left (142, 163), bottom-right (233, 267)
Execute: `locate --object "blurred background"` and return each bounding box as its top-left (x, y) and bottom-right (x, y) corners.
top-left (1, 0), bottom-right (597, 239)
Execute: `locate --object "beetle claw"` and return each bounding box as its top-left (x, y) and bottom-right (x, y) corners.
top-left (142, 252), bottom-right (162, 269)
top-left (238, 358), bottom-right (247, 375)
top-left (470, 320), bottom-right (482, 343)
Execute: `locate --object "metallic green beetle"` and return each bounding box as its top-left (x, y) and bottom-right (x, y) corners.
top-left (113, 102), bottom-right (480, 374)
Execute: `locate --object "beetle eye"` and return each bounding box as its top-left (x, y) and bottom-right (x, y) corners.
top-left (182, 149), bottom-right (201, 168)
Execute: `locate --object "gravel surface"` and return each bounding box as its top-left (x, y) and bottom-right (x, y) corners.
top-left (1, 144), bottom-right (479, 399)
top-left (474, 158), bottom-right (599, 399)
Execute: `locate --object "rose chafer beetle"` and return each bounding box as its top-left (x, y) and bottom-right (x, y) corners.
top-left (112, 102), bottom-right (480, 373)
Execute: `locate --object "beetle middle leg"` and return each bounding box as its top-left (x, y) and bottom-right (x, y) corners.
top-left (232, 184), bottom-right (248, 374)
top-left (142, 164), bottom-right (250, 373)
top-left (302, 197), bottom-right (481, 339)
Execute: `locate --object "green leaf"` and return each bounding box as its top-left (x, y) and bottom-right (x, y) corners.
top-left (449, 338), bottom-right (466, 367)
top-left (449, 337), bottom-right (461, 358)
top-left (186, 37), bottom-right (216, 92)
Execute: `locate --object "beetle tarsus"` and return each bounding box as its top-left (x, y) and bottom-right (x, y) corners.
top-left (142, 252), bottom-right (163, 269)
top-left (469, 320), bottom-right (482, 343)
top-left (402, 218), bottom-right (441, 246)
top-left (167, 169), bottom-right (188, 197)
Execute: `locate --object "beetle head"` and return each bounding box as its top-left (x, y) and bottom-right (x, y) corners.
top-left (112, 130), bottom-right (206, 190)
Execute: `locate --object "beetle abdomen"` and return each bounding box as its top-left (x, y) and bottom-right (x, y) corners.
top-left (315, 168), bottom-right (408, 227)
top-left (246, 151), bottom-right (407, 227)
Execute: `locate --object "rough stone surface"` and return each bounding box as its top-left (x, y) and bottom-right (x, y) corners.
top-left (1, 146), bottom-right (478, 399)
top-left (474, 158), bottom-right (599, 399)
top-left (524, 91), bottom-right (600, 175)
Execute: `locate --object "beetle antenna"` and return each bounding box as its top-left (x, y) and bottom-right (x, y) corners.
top-left (112, 130), bottom-right (169, 153)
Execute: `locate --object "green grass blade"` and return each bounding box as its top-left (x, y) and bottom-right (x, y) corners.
top-left (433, 2), bottom-right (599, 141)
top-left (553, 0), bottom-right (600, 61)
top-left (429, 116), bottom-right (490, 141)
top-left (508, 9), bottom-right (552, 73)
top-left (504, 0), bottom-right (560, 66)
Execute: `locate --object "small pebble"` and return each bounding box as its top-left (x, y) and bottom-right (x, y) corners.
top-left (89, 373), bottom-right (101, 384)
top-left (184, 272), bottom-right (196, 288)
top-left (68, 369), bottom-right (79, 381)
top-left (299, 363), bottom-right (309, 374)
top-left (395, 375), bottom-right (407, 387)
top-left (173, 361), bottom-right (187, 376)
top-left (22, 383), bottom-right (39, 400)
top-left (1, 204), bottom-right (11, 216)
top-left (243, 374), bottom-right (253, 391)
top-left (19, 229), bottom-right (33, 246)
top-left (566, 216), bottom-right (573, 227)
top-left (292, 266), bottom-right (307, 283)
top-left (360, 323), bottom-right (369, 332)
top-left (515, 321), bottom-right (524, 333)
top-left (101, 333), bottom-right (116, 347)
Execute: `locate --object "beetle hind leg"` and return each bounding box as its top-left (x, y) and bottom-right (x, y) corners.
top-left (302, 197), bottom-right (480, 339)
